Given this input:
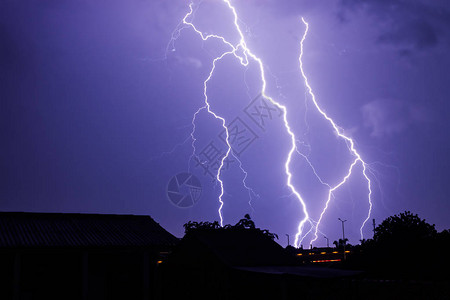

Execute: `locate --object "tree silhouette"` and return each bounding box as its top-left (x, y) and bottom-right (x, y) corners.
top-left (183, 214), bottom-right (278, 240)
top-left (348, 211), bottom-right (446, 279)
top-left (333, 238), bottom-right (349, 249)
top-left (373, 211), bottom-right (437, 247)
top-left (234, 214), bottom-right (255, 229)
top-left (183, 220), bottom-right (221, 233)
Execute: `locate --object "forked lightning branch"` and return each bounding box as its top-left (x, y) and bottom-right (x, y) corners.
top-left (169, 0), bottom-right (373, 247)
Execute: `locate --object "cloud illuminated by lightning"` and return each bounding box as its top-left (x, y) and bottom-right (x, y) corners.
top-left (171, 1), bottom-right (373, 246)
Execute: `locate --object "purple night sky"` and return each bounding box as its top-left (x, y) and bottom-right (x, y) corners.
top-left (1, 0), bottom-right (450, 247)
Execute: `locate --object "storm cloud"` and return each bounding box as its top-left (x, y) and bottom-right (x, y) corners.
top-left (361, 99), bottom-right (431, 138)
top-left (339, 0), bottom-right (450, 52)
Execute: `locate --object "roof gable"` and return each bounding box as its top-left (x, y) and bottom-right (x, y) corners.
top-left (0, 212), bottom-right (178, 248)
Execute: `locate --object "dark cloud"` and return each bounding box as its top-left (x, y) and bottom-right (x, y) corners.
top-left (339, 0), bottom-right (450, 52)
top-left (377, 19), bottom-right (438, 50)
top-left (361, 99), bottom-right (431, 138)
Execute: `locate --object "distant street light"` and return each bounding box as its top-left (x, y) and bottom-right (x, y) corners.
top-left (324, 236), bottom-right (329, 248)
top-left (338, 218), bottom-right (347, 241)
top-left (338, 218), bottom-right (348, 260)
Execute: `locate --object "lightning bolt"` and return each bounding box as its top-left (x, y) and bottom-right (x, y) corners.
top-left (222, 0), bottom-right (311, 238)
top-left (299, 18), bottom-right (373, 244)
top-left (175, 1), bottom-right (310, 230)
top-left (171, 1), bottom-right (373, 245)
top-left (179, 2), bottom-right (257, 226)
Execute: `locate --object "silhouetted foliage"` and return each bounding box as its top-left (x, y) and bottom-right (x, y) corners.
top-left (347, 211), bottom-right (450, 280)
top-left (183, 220), bottom-right (221, 232)
top-left (183, 214), bottom-right (278, 240)
top-left (333, 238), bottom-right (349, 249)
top-left (234, 214), bottom-right (256, 229)
top-left (373, 211), bottom-right (437, 246)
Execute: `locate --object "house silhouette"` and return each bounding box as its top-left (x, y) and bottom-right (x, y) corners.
top-left (0, 212), bottom-right (178, 300)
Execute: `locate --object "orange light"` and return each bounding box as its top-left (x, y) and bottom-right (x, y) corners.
top-left (296, 253), bottom-right (303, 256)
top-left (308, 253), bottom-right (314, 255)
top-left (311, 259), bottom-right (342, 263)
top-left (320, 252), bottom-right (326, 255)
top-left (157, 260), bottom-right (163, 264)
top-left (332, 251), bottom-right (338, 254)
top-left (344, 250), bottom-right (350, 253)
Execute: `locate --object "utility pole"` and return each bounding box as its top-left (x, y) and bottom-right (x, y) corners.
top-left (372, 219), bottom-right (376, 237)
top-left (338, 218), bottom-right (347, 260)
top-left (286, 234), bottom-right (290, 247)
top-left (324, 236), bottom-right (329, 248)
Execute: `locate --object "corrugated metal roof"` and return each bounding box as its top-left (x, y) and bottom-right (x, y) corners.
top-left (0, 212), bottom-right (179, 248)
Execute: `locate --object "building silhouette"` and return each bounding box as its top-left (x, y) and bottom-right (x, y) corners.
top-left (158, 228), bottom-right (359, 300)
top-left (0, 212), bottom-right (178, 300)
